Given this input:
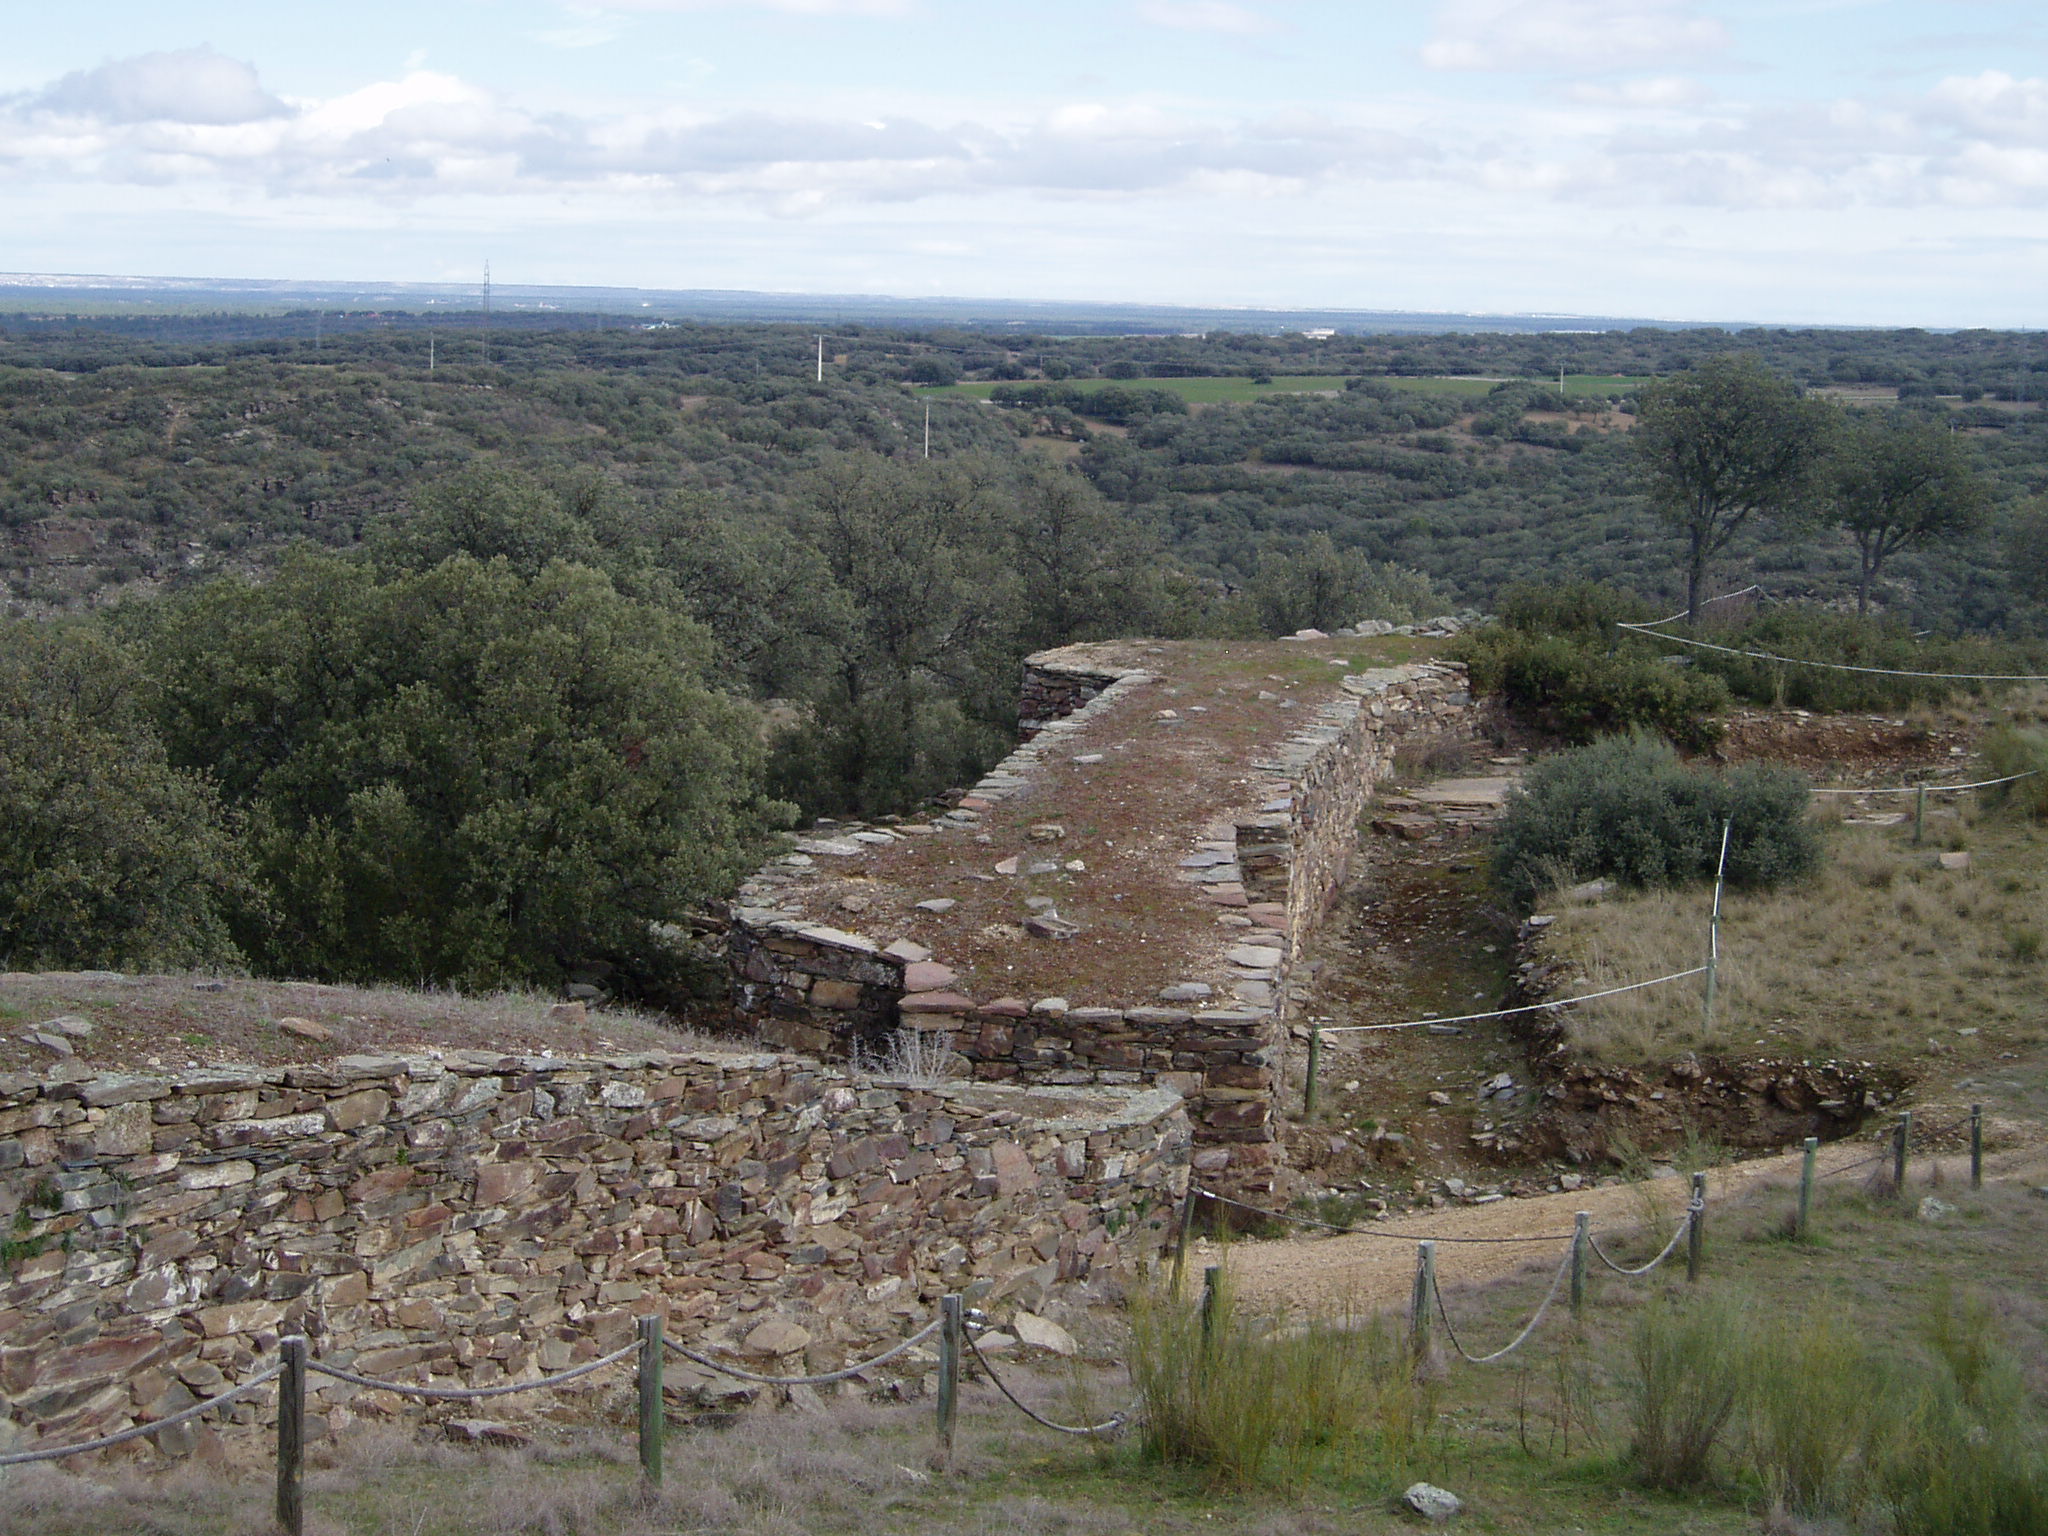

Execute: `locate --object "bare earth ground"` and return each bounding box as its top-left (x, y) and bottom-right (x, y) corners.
top-left (1203, 1139), bottom-right (2048, 1316)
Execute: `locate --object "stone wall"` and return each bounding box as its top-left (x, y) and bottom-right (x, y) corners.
top-left (0, 1049), bottom-right (1186, 1454)
top-left (724, 650), bottom-right (1475, 1197)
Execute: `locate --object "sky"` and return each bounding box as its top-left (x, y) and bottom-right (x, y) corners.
top-left (4, 1), bottom-right (2047, 326)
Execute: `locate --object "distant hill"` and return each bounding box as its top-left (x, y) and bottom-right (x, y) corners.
top-left (0, 269), bottom-right (1762, 336)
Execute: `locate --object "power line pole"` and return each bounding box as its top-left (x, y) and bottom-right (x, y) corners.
top-left (483, 260), bottom-right (492, 365)
top-left (816, 334), bottom-right (824, 382)
top-left (924, 401), bottom-right (931, 459)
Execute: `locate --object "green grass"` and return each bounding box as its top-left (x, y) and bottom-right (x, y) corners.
top-left (922, 374), bottom-right (1652, 406)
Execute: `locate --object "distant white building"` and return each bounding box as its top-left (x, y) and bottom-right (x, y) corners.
top-left (1300, 327), bottom-right (1337, 339)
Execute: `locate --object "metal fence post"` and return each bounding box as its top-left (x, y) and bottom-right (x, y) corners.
top-left (1686, 1173), bottom-right (1705, 1282)
top-left (1797, 1137), bottom-right (1818, 1240)
top-left (276, 1335), bottom-right (306, 1536)
top-left (1970, 1104), bottom-right (1983, 1190)
top-left (936, 1295), bottom-right (962, 1469)
top-left (1893, 1111), bottom-right (1912, 1194)
top-left (1570, 1213), bottom-right (1588, 1321)
top-left (1411, 1242), bottom-right (1436, 1365)
top-left (637, 1314), bottom-right (664, 1491)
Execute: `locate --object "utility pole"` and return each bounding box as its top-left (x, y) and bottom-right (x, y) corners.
top-left (483, 260), bottom-right (492, 365)
top-left (923, 401), bottom-right (931, 458)
top-left (428, 334), bottom-right (434, 372)
top-left (816, 334), bottom-right (824, 383)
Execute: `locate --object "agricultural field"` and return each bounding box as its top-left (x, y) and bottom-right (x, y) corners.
top-left (924, 373), bottom-right (1654, 406)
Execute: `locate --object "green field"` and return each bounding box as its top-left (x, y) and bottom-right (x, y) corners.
top-left (925, 373), bottom-right (1652, 405)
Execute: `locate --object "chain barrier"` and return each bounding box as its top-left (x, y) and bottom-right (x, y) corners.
top-left (0, 1362), bottom-right (284, 1466)
top-left (664, 1317), bottom-right (943, 1387)
top-left (1430, 1239), bottom-right (1576, 1364)
top-left (961, 1323), bottom-right (1134, 1437)
top-left (1586, 1196), bottom-right (1697, 1276)
top-left (1194, 1185), bottom-right (1574, 1245)
top-left (305, 1340), bottom-right (640, 1399)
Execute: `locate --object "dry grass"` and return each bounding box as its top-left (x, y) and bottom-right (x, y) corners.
top-left (0, 972), bottom-right (733, 1075)
top-left (1540, 807), bottom-right (2048, 1067)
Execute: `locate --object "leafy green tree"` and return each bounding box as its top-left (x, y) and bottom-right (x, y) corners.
top-left (1007, 463), bottom-right (1161, 649)
top-left (772, 453), bottom-right (1021, 815)
top-left (1634, 358), bottom-right (1834, 621)
top-left (2010, 502), bottom-right (2048, 608)
top-left (0, 622), bottom-right (253, 971)
top-left (1830, 414), bottom-right (1990, 615)
top-left (127, 552), bottom-right (786, 992)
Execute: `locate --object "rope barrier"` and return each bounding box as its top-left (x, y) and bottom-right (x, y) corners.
top-left (1313, 966), bottom-right (1708, 1036)
top-left (1617, 622), bottom-right (2048, 682)
top-left (1809, 769), bottom-right (2040, 796)
top-left (665, 1317), bottom-right (943, 1387)
top-left (1430, 1239), bottom-right (1576, 1364)
top-left (1586, 1197), bottom-right (1698, 1276)
top-left (962, 1325), bottom-right (1133, 1437)
top-left (1634, 585), bottom-right (1764, 629)
top-left (1195, 1186), bottom-right (1575, 1245)
top-left (307, 1340), bottom-right (640, 1399)
top-left (0, 1363), bottom-right (283, 1465)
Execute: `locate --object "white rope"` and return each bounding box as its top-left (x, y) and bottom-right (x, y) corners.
top-left (1618, 622), bottom-right (2048, 682)
top-left (1316, 966), bottom-right (1707, 1035)
top-left (0, 1363), bottom-right (283, 1465)
top-left (1586, 1197), bottom-right (1698, 1276)
top-left (1634, 585), bottom-right (1763, 629)
top-left (1431, 1239), bottom-right (1576, 1364)
top-left (308, 1340), bottom-right (640, 1399)
top-left (1194, 1186), bottom-right (1574, 1245)
top-left (666, 1317), bottom-right (942, 1385)
top-left (1809, 770), bottom-right (2040, 796)
top-left (962, 1326), bottom-right (1134, 1437)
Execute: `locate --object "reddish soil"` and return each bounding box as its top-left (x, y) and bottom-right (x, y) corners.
top-left (756, 636), bottom-right (1446, 1007)
top-left (1714, 707), bottom-right (1972, 780)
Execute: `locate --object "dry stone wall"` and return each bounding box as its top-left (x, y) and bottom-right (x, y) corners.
top-left (726, 648), bottom-right (1475, 1196)
top-left (0, 1049), bottom-right (1185, 1455)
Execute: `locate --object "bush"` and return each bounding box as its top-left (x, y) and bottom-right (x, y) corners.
top-left (1454, 629), bottom-right (1730, 751)
top-left (1981, 725), bottom-right (2048, 820)
top-left (1628, 1291), bottom-right (1746, 1490)
top-left (1491, 735), bottom-right (1818, 908)
top-left (1128, 1273), bottom-right (1425, 1491)
top-left (1682, 606), bottom-right (2048, 713)
top-left (1497, 579), bottom-right (1657, 642)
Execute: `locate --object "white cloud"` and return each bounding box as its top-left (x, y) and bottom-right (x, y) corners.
top-left (1423, 0), bottom-right (1728, 73)
top-left (33, 48), bottom-right (287, 125)
top-left (579, 0), bottom-right (914, 13)
top-left (1134, 1), bottom-right (1282, 36)
top-left (1566, 75), bottom-right (1711, 108)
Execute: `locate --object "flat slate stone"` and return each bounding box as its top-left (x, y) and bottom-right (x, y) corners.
top-left (913, 898), bottom-right (957, 914)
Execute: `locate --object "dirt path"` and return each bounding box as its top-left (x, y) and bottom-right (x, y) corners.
top-left (1195, 1142), bottom-right (2048, 1314)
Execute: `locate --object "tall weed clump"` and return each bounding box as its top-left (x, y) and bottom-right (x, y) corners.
top-left (1626, 1291), bottom-right (1746, 1490)
top-left (1981, 725), bottom-right (2048, 820)
top-left (1491, 735), bottom-right (1818, 909)
top-left (1127, 1274), bottom-right (1426, 1491)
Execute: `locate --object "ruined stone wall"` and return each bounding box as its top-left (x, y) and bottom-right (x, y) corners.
top-left (0, 1050), bottom-right (1185, 1453)
top-left (724, 651), bottom-right (1475, 1198)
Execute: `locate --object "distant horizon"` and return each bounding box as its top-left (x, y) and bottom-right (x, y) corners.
top-left (0, 266), bottom-right (1859, 335)
top-left (6, 5), bottom-right (2046, 330)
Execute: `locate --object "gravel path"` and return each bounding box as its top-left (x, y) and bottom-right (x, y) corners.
top-left (1192, 1140), bottom-right (1982, 1314)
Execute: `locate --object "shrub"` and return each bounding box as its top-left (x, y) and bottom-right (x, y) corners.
top-left (1981, 725), bottom-right (2048, 820)
top-left (1496, 579), bottom-right (1657, 642)
top-left (1491, 735), bottom-right (1818, 908)
top-left (1127, 1273), bottom-right (1425, 1491)
top-left (1627, 1290), bottom-right (1746, 1490)
top-left (1455, 629), bottom-right (1731, 752)
top-left (1682, 606), bottom-right (2048, 713)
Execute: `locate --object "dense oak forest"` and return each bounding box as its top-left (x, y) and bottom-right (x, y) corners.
top-left (3, 314), bottom-right (2045, 996)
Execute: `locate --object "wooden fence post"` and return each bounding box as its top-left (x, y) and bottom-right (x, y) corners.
top-left (1411, 1242), bottom-right (1436, 1365)
top-left (1170, 1185), bottom-right (1197, 1295)
top-left (637, 1314), bottom-right (664, 1491)
top-left (1304, 1023), bottom-right (1323, 1118)
top-left (1797, 1137), bottom-right (1818, 1241)
top-left (1970, 1104), bottom-right (1983, 1190)
top-left (1893, 1112), bottom-right (1912, 1195)
top-left (936, 1295), bottom-right (961, 1469)
top-left (276, 1335), bottom-right (305, 1536)
top-left (1199, 1266), bottom-right (1222, 1352)
top-left (1686, 1173), bottom-right (1705, 1282)
top-left (1570, 1213), bottom-right (1588, 1321)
